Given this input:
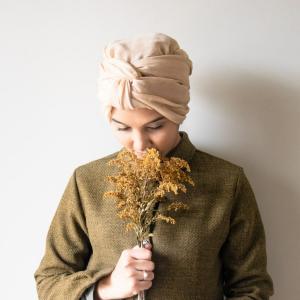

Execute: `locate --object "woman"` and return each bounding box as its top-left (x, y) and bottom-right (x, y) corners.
top-left (34, 33), bottom-right (274, 300)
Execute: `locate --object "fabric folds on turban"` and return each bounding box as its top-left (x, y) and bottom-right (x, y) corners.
top-left (98, 33), bottom-right (193, 124)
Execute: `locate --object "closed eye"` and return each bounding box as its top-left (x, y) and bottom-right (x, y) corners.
top-left (117, 125), bottom-right (163, 131)
top-left (117, 127), bottom-right (129, 131)
top-left (149, 125), bottom-right (162, 130)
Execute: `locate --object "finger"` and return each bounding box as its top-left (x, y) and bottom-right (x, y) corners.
top-left (136, 279), bottom-right (153, 291)
top-left (144, 243), bottom-right (152, 250)
top-left (134, 260), bottom-right (155, 272)
top-left (132, 241), bottom-right (152, 250)
top-left (132, 244), bottom-right (152, 251)
top-left (129, 248), bottom-right (152, 260)
top-left (137, 270), bottom-right (154, 281)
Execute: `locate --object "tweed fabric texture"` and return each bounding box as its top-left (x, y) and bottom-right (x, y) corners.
top-left (34, 131), bottom-right (274, 300)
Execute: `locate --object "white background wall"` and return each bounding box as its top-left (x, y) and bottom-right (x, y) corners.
top-left (1, 1), bottom-right (299, 299)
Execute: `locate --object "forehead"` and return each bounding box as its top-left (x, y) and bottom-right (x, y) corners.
top-left (111, 107), bottom-right (165, 125)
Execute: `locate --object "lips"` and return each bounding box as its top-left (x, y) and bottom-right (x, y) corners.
top-left (135, 151), bottom-right (146, 156)
top-left (134, 151), bottom-right (147, 158)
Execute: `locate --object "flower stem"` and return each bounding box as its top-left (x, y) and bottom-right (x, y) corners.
top-left (137, 240), bottom-right (146, 300)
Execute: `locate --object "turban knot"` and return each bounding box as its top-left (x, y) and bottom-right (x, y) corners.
top-left (98, 33), bottom-right (193, 124)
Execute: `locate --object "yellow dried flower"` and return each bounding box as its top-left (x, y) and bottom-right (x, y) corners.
top-left (103, 147), bottom-right (195, 244)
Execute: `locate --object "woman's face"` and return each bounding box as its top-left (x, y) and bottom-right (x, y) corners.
top-left (109, 107), bottom-right (181, 158)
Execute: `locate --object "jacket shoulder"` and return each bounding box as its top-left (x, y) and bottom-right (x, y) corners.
top-left (192, 148), bottom-right (243, 176)
top-left (73, 150), bottom-right (120, 179)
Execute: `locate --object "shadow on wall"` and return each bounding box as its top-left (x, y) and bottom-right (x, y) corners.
top-left (193, 69), bottom-right (300, 299)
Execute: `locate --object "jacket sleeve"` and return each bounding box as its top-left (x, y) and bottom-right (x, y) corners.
top-left (221, 168), bottom-right (274, 300)
top-left (34, 169), bottom-right (114, 300)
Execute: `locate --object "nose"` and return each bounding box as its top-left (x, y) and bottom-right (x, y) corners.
top-left (132, 131), bottom-right (152, 152)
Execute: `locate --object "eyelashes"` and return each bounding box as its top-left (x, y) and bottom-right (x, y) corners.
top-left (117, 125), bottom-right (163, 131)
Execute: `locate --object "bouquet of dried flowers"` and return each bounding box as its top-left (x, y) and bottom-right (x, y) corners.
top-left (103, 147), bottom-right (195, 300)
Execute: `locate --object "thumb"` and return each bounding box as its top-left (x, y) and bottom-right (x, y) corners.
top-left (133, 240), bottom-right (152, 250)
top-left (144, 242), bottom-right (152, 250)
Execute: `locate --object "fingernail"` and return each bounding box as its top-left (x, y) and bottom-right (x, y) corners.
top-left (142, 239), bottom-right (151, 246)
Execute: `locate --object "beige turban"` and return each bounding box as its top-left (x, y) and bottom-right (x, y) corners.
top-left (98, 32), bottom-right (193, 124)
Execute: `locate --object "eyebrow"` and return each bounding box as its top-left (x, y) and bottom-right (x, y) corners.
top-left (111, 116), bottom-right (165, 126)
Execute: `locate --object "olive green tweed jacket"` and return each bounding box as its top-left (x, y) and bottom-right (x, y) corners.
top-left (34, 131), bottom-right (274, 300)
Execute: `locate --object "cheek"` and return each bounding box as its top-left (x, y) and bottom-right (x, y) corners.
top-left (152, 130), bottom-right (176, 148)
top-left (112, 131), bottom-right (130, 147)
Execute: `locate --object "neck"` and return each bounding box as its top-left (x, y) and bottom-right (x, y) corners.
top-left (175, 132), bottom-right (182, 147)
top-left (165, 132), bottom-right (182, 157)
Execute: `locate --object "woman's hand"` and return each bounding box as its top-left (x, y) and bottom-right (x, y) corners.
top-left (94, 242), bottom-right (155, 300)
